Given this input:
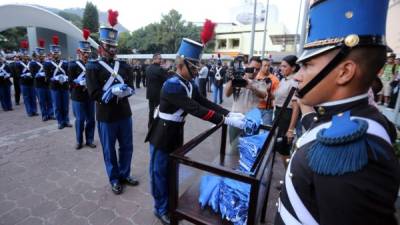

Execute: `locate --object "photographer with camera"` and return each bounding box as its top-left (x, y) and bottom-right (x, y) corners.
top-left (225, 56), bottom-right (268, 153)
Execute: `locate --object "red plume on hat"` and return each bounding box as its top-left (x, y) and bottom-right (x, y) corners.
top-left (201, 19), bottom-right (216, 46)
top-left (108, 9), bottom-right (119, 27)
top-left (38, 38), bottom-right (45, 48)
top-left (83, 28), bottom-right (90, 41)
top-left (52, 35), bottom-right (59, 45)
top-left (20, 40), bottom-right (29, 49)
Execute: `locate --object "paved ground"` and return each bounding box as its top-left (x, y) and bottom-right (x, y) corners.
top-left (0, 87), bottom-right (284, 225)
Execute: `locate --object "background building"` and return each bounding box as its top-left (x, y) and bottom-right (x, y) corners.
top-left (0, 4), bottom-right (98, 59)
top-left (387, 0), bottom-right (400, 54)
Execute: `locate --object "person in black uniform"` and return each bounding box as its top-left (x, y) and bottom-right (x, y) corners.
top-left (9, 55), bottom-right (21, 105)
top-left (68, 28), bottom-right (96, 150)
top-left (145, 53), bottom-right (169, 128)
top-left (0, 56), bottom-right (13, 111)
top-left (30, 38), bottom-right (54, 121)
top-left (86, 9), bottom-right (138, 195)
top-left (134, 61), bottom-right (141, 88)
top-left (145, 37), bottom-right (246, 225)
top-left (275, 1), bottom-right (400, 225)
top-left (18, 40), bottom-right (38, 117)
top-left (44, 35), bottom-right (71, 129)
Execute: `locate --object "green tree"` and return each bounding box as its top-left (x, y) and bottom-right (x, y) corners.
top-left (118, 32), bottom-right (133, 54)
top-left (58, 11), bottom-right (82, 28)
top-left (125, 9), bottom-right (212, 54)
top-left (0, 27), bottom-right (27, 51)
top-left (82, 2), bottom-right (99, 32)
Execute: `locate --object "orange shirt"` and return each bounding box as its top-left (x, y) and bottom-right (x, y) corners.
top-left (256, 72), bottom-right (280, 109)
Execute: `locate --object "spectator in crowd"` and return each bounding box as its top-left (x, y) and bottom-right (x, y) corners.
top-left (378, 53), bottom-right (396, 106)
top-left (212, 60), bottom-right (225, 104)
top-left (141, 60), bottom-right (149, 87)
top-left (146, 53), bottom-right (169, 128)
top-left (225, 56), bottom-right (267, 153)
top-left (273, 55), bottom-right (300, 168)
top-left (256, 58), bottom-right (280, 125)
top-left (133, 60), bottom-right (142, 88)
top-left (198, 61), bottom-right (208, 97)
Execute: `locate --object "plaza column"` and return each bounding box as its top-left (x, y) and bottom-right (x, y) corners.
top-left (27, 26), bottom-right (37, 55)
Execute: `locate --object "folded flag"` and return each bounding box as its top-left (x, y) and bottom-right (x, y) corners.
top-left (101, 83), bottom-right (134, 104)
top-left (243, 108), bottom-right (262, 136)
top-left (238, 132), bottom-right (268, 173)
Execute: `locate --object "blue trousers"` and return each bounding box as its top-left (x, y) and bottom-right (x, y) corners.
top-left (98, 117), bottom-right (133, 185)
top-left (21, 84), bottom-right (37, 116)
top-left (212, 84), bottom-right (223, 104)
top-left (72, 100), bottom-right (95, 144)
top-left (0, 84), bottom-right (12, 111)
top-left (51, 89), bottom-right (69, 125)
top-left (36, 88), bottom-right (54, 120)
top-left (149, 144), bottom-right (169, 217)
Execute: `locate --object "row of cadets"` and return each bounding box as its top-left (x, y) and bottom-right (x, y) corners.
top-left (68, 28), bottom-right (96, 150)
top-left (0, 53), bottom-right (12, 111)
top-left (144, 20), bottom-right (247, 225)
top-left (30, 38), bottom-right (54, 121)
top-left (44, 35), bottom-right (71, 129)
top-left (86, 9), bottom-right (139, 195)
top-left (17, 40), bottom-right (38, 117)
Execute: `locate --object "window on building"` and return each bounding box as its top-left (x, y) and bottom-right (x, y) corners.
top-left (231, 39), bottom-right (240, 48)
top-left (217, 39), bottom-right (227, 49)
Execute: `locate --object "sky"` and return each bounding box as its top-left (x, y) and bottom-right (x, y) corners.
top-left (0, 0), bottom-right (304, 33)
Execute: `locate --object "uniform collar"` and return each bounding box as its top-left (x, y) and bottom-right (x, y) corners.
top-left (314, 93), bottom-right (369, 118)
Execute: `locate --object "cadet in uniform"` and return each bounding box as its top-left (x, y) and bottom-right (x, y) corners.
top-left (9, 54), bottom-right (21, 105)
top-left (0, 56), bottom-right (13, 111)
top-left (30, 38), bottom-right (54, 121)
top-left (68, 29), bottom-right (96, 150)
top-left (145, 34), bottom-right (246, 224)
top-left (18, 40), bottom-right (38, 117)
top-left (275, 1), bottom-right (400, 225)
top-left (86, 9), bottom-right (138, 195)
top-left (44, 35), bottom-right (71, 129)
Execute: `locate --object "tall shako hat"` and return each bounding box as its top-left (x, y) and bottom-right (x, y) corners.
top-left (19, 40), bottom-right (29, 55)
top-left (79, 28), bottom-right (91, 52)
top-left (296, 0), bottom-right (390, 98)
top-left (49, 35), bottom-right (61, 54)
top-left (176, 19), bottom-right (216, 62)
top-left (36, 39), bottom-right (45, 56)
top-left (99, 9), bottom-right (119, 46)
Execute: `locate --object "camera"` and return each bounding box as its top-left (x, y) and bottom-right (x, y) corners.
top-left (230, 56), bottom-right (248, 88)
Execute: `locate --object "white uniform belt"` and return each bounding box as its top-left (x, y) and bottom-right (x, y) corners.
top-left (159, 112), bottom-right (184, 122)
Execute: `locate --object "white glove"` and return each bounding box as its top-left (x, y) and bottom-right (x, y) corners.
top-left (224, 116), bottom-right (245, 129)
top-left (227, 112), bottom-right (245, 120)
top-left (79, 79), bottom-right (86, 86)
top-left (111, 86), bottom-right (123, 96)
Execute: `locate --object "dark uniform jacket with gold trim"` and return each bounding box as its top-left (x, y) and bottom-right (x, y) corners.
top-left (145, 74), bottom-right (229, 152)
top-left (275, 96), bottom-right (400, 225)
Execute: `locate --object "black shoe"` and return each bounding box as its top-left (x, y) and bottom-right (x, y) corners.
top-left (75, 143), bottom-right (83, 150)
top-left (85, 143), bottom-right (96, 148)
top-left (16, 103), bottom-right (20, 105)
top-left (49, 116), bottom-right (56, 120)
top-left (111, 182), bottom-right (123, 195)
top-left (121, 176), bottom-right (139, 186)
top-left (155, 213), bottom-right (170, 225)
top-left (32, 112), bottom-right (39, 116)
top-left (42, 117), bottom-right (48, 121)
top-left (58, 124), bottom-right (65, 129)
top-left (64, 123), bottom-right (72, 127)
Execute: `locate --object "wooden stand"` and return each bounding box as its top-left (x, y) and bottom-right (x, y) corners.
top-left (169, 88), bottom-right (296, 225)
